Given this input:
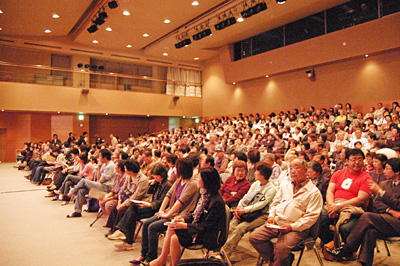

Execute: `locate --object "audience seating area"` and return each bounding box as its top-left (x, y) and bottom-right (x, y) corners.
top-left (8, 100), bottom-right (400, 266)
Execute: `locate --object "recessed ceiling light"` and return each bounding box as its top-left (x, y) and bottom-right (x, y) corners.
top-left (57, 111), bottom-right (60, 114)
top-left (52, 14), bottom-right (59, 18)
top-left (164, 19), bottom-right (171, 24)
top-left (126, 44), bottom-right (132, 48)
top-left (44, 29), bottom-right (51, 33)
top-left (0, 10), bottom-right (3, 14)
top-left (1, 109), bottom-right (4, 111)
top-left (147, 115), bottom-right (150, 117)
top-left (123, 11), bottom-right (130, 16)
top-left (343, 42), bottom-right (347, 46)
top-left (106, 27), bottom-right (112, 31)
top-left (194, 57), bottom-right (199, 60)
top-left (365, 54), bottom-right (369, 57)
top-left (192, 1), bottom-right (199, 6)
top-left (237, 17), bottom-right (244, 22)
top-left (163, 52), bottom-right (168, 56)
top-left (92, 40), bottom-right (98, 43)
top-left (106, 113), bottom-right (108, 115)
top-left (143, 33), bottom-right (149, 37)
top-left (0, 28), bottom-right (2, 31)
top-left (233, 82), bottom-right (236, 85)
top-left (266, 75), bottom-right (269, 78)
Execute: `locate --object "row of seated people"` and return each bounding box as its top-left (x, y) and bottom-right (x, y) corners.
top-left (19, 142), bottom-right (400, 266)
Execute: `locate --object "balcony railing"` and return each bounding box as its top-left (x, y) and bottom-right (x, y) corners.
top-left (0, 61), bottom-right (202, 97)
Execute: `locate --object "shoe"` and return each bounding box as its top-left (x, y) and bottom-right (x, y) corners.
top-left (129, 257), bottom-right (145, 265)
top-left (45, 192), bottom-right (56, 198)
top-left (66, 212), bottom-right (82, 218)
top-left (108, 230), bottom-right (126, 240)
top-left (105, 230), bottom-right (113, 237)
top-left (140, 260), bottom-right (150, 266)
top-left (24, 175), bottom-right (31, 180)
top-left (114, 241), bottom-right (133, 251)
top-left (326, 246), bottom-right (352, 258)
top-left (52, 196), bottom-right (59, 201)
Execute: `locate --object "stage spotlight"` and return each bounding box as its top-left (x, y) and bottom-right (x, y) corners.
top-left (94, 17), bottom-right (106, 25)
top-left (90, 65), bottom-right (98, 71)
top-left (87, 24), bottom-right (98, 33)
top-left (98, 66), bottom-right (104, 70)
top-left (192, 28), bottom-right (212, 41)
top-left (276, 0), bottom-right (286, 4)
top-left (108, 0), bottom-right (118, 9)
top-left (214, 17), bottom-right (236, 31)
top-left (241, 1), bottom-right (267, 18)
top-left (77, 63), bottom-right (83, 68)
top-left (84, 64), bottom-right (90, 68)
top-left (175, 38), bottom-right (191, 49)
top-left (98, 11), bottom-right (108, 19)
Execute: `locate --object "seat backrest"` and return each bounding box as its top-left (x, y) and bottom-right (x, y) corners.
top-left (308, 214), bottom-right (321, 240)
top-left (220, 173), bottom-right (230, 183)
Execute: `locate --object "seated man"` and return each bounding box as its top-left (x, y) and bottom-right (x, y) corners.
top-left (250, 158), bottom-right (323, 266)
top-left (66, 149), bottom-right (116, 218)
top-left (319, 148), bottom-right (372, 248)
top-left (328, 158), bottom-right (400, 266)
top-left (223, 162), bottom-right (276, 259)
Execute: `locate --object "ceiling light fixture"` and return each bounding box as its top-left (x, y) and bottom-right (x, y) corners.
top-left (164, 19), bottom-right (171, 24)
top-left (194, 57), bottom-right (199, 60)
top-left (123, 11), bottom-right (130, 16)
top-left (143, 33), bottom-right (149, 37)
top-left (0, 10), bottom-right (3, 14)
top-left (163, 52), bottom-right (168, 56)
top-left (92, 40), bottom-right (98, 43)
top-left (192, 1), bottom-right (199, 6)
top-left (106, 27), bottom-right (112, 31)
top-left (237, 17), bottom-right (244, 22)
top-left (126, 44), bottom-right (132, 48)
top-left (52, 14), bottom-right (59, 18)
top-left (44, 29), bottom-right (51, 33)
top-left (276, 0), bottom-right (286, 4)
top-left (108, 0), bottom-right (118, 9)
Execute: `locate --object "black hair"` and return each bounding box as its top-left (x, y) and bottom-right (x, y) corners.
top-left (248, 149), bottom-right (261, 164)
top-left (387, 158), bottom-right (400, 173)
top-left (307, 160), bottom-right (323, 174)
top-left (79, 152), bottom-right (89, 164)
top-left (205, 155), bottom-right (215, 167)
top-left (151, 163), bottom-right (168, 180)
top-left (236, 152), bottom-right (247, 162)
top-left (345, 148), bottom-right (365, 160)
top-left (125, 159), bottom-right (140, 173)
top-left (100, 149), bottom-right (112, 160)
top-left (255, 162), bottom-right (272, 180)
top-left (200, 167), bottom-right (221, 196)
top-left (176, 157), bottom-right (193, 180)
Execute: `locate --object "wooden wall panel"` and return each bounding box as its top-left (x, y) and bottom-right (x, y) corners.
top-left (89, 115), bottom-right (153, 144)
top-left (51, 115), bottom-right (73, 143)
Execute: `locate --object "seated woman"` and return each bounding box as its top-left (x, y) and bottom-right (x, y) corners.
top-left (223, 162), bottom-right (276, 259)
top-left (104, 159), bottom-right (149, 237)
top-left (99, 161), bottom-right (127, 216)
top-left (219, 160), bottom-right (251, 208)
top-left (46, 148), bottom-right (80, 196)
top-left (55, 152), bottom-right (95, 203)
top-left (369, 153), bottom-right (388, 184)
top-left (113, 163), bottom-right (172, 250)
top-left (129, 157), bottom-right (199, 265)
top-left (149, 167), bottom-right (226, 266)
top-left (307, 160), bottom-right (330, 202)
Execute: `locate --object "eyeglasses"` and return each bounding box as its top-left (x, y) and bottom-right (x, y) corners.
top-left (349, 158), bottom-right (364, 162)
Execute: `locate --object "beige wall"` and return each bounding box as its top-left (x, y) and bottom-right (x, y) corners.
top-left (219, 13), bottom-right (400, 84)
top-left (0, 82), bottom-right (203, 117)
top-left (202, 13), bottom-right (400, 118)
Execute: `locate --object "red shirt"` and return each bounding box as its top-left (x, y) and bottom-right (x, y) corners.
top-left (330, 168), bottom-right (372, 200)
top-left (219, 175), bottom-right (251, 207)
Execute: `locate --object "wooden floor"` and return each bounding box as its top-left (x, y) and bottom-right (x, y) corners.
top-left (0, 162), bottom-right (399, 266)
